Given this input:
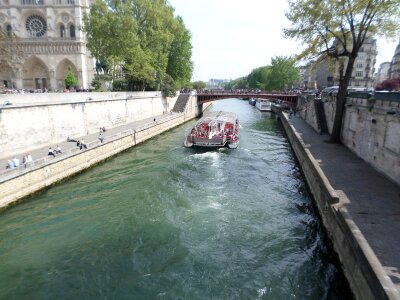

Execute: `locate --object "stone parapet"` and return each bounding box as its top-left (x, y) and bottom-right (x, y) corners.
top-left (0, 113), bottom-right (189, 210)
top-left (301, 91), bottom-right (400, 186)
top-left (280, 113), bottom-right (399, 300)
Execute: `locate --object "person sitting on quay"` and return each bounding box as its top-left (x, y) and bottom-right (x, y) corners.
top-left (48, 147), bottom-right (56, 157)
top-left (6, 159), bottom-right (14, 169)
top-left (80, 139), bottom-right (87, 150)
top-left (12, 157), bottom-right (20, 168)
top-left (56, 145), bottom-right (62, 154)
top-left (100, 126), bottom-right (106, 133)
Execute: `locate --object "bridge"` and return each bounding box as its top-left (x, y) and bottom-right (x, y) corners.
top-left (196, 92), bottom-right (298, 107)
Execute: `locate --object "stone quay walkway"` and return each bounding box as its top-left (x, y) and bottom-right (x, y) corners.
top-left (0, 112), bottom-right (182, 182)
top-left (287, 114), bottom-right (400, 296)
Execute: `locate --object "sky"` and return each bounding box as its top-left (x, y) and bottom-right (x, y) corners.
top-left (168, 0), bottom-right (399, 82)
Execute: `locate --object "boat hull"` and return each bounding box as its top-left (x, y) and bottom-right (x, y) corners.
top-left (184, 111), bottom-right (239, 149)
top-left (255, 99), bottom-right (272, 111)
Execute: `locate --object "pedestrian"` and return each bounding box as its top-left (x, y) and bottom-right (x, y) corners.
top-left (289, 108), bottom-right (293, 119)
top-left (56, 145), bottom-right (62, 154)
top-left (80, 139), bottom-right (87, 150)
top-left (98, 133), bottom-right (104, 143)
top-left (22, 154), bottom-right (28, 167)
top-left (48, 147), bottom-right (56, 157)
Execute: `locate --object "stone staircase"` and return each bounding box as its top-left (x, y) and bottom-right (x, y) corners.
top-left (314, 99), bottom-right (329, 134)
top-left (172, 93), bottom-right (190, 113)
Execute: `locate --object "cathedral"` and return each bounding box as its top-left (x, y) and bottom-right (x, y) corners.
top-left (0, 0), bottom-right (94, 91)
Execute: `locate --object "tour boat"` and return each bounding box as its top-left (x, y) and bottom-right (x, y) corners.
top-left (249, 98), bottom-right (256, 106)
top-left (255, 99), bottom-right (272, 111)
top-left (184, 111), bottom-right (239, 149)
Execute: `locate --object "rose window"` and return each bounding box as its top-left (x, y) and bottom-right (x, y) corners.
top-left (25, 15), bottom-right (47, 37)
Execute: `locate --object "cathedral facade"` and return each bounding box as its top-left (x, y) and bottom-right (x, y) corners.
top-left (0, 0), bottom-right (94, 91)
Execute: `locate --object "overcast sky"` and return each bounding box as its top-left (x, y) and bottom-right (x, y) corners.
top-left (168, 0), bottom-right (398, 82)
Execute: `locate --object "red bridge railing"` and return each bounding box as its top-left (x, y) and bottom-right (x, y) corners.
top-left (196, 92), bottom-right (298, 107)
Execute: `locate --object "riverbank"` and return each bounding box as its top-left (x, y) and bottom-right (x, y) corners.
top-left (0, 104), bottom-right (209, 211)
top-left (280, 112), bottom-right (400, 300)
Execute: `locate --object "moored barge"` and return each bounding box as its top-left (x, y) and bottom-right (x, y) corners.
top-left (184, 111), bottom-right (239, 149)
top-left (255, 99), bottom-right (272, 111)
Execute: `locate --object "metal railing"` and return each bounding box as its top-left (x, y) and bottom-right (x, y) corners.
top-left (0, 113), bottom-right (183, 183)
top-left (52, 0), bottom-right (75, 4)
top-left (20, 0), bottom-right (76, 5)
top-left (21, 0), bottom-right (44, 5)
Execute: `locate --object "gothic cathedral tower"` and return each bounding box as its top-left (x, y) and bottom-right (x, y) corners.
top-left (0, 0), bottom-right (94, 90)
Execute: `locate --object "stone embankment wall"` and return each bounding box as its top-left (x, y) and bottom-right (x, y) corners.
top-left (0, 92), bottom-right (177, 159)
top-left (298, 98), bottom-right (320, 133)
top-left (0, 114), bottom-right (184, 210)
top-left (280, 113), bottom-right (398, 300)
top-left (300, 92), bottom-right (400, 186)
top-left (0, 93), bottom-right (207, 209)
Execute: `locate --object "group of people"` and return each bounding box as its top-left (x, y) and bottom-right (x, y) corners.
top-left (6, 126), bottom-right (109, 170)
top-left (6, 154), bottom-right (33, 169)
top-left (48, 145), bottom-right (62, 157)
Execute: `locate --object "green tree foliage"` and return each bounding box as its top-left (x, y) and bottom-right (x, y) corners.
top-left (247, 66), bottom-right (271, 89)
top-left (64, 66), bottom-right (78, 89)
top-left (225, 56), bottom-right (299, 91)
top-left (284, 0), bottom-right (400, 142)
top-left (161, 73), bottom-right (177, 97)
top-left (223, 77), bottom-right (248, 90)
top-left (267, 56), bottom-right (299, 91)
top-left (83, 0), bottom-right (193, 93)
top-left (166, 16), bottom-right (193, 89)
top-left (191, 81), bottom-right (206, 90)
top-left (91, 75), bottom-right (102, 90)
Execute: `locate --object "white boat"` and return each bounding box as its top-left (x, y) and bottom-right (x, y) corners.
top-left (255, 99), bottom-right (272, 111)
top-left (184, 111), bottom-right (239, 149)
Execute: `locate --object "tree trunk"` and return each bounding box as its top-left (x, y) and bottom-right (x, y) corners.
top-left (330, 55), bottom-right (356, 143)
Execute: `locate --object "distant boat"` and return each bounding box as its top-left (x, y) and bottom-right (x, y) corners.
top-left (255, 99), bottom-right (272, 111)
top-left (249, 98), bottom-right (256, 106)
top-left (184, 111), bottom-right (239, 149)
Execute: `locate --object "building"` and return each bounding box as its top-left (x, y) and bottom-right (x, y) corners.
top-left (389, 39), bottom-right (400, 79)
top-left (0, 0), bottom-right (94, 91)
top-left (312, 37), bottom-right (377, 90)
top-left (208, 79), bottom-right (229, 90)
top-left (375, 62), bottom-right (391, 85)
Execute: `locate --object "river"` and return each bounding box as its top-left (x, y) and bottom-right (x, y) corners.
top-left (0, 99), bottom-right (352, 299)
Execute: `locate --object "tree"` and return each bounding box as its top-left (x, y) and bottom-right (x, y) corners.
top-left (83, 0), bottom-right (193, 93)
top-left (247, 66), bottom-right (271, 89)
top-left (64, 66), bottom-right (78, 89)
top-left (191, 81), bottom-right (206, 90)
top-left (166, 16), bottom-right (193, 88)
top-left (267, 56), bottom-right (299, 91)
top-left (284, 0), bottom-right (400, 142)
top-left (376, 77), bottom-right (400, 91)
top-left (0, 27), bottom-right (24, 86)
top-left (161, 73), bottom-right (176, 97)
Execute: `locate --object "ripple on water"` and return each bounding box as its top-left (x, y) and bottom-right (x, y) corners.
top-left (0, 99), bottom-right (352, 299)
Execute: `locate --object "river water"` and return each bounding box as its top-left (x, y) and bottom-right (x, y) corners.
top-left (0, 99), bottom-right (352, 299)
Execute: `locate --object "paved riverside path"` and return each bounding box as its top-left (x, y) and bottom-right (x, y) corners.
top-left (288, 114), bottom-right (400, 293)
top-left (0, 113), bottom-right (182, 176)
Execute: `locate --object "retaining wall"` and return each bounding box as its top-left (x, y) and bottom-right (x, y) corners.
top-left (0, 92), bottom-right (178, 159)
top-left (300, 92), bottom-right (400, 186)
top-left (280, 113), bottom-right (399, 300)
